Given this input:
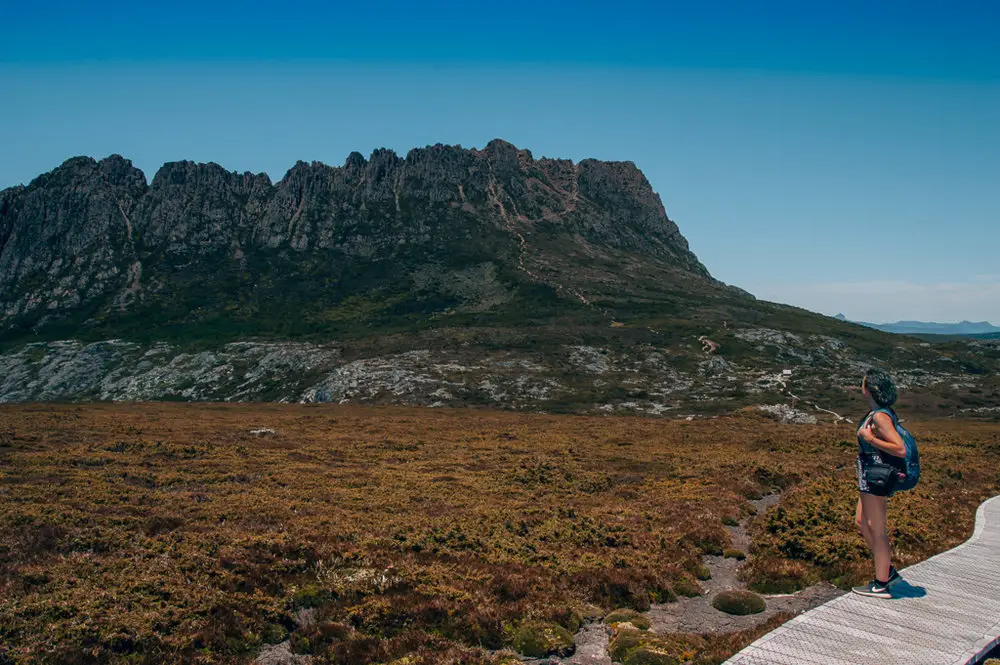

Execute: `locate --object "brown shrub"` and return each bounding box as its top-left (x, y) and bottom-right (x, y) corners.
top-left (0, 403), bottom-right (995, 665)
top-left (142, 515), bottom-right (184, 537)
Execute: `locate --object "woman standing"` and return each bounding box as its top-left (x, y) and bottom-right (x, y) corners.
top-left (852, 368), bottom-right (908, 598)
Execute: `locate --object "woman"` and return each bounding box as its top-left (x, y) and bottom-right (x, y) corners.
top-left (852, 368), bottom-right (908, 598)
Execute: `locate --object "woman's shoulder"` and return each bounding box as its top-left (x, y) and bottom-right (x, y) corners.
top-left (871, 411), bottom-right (903, 443)
top-left (871, 409), bottom-right (897, 426)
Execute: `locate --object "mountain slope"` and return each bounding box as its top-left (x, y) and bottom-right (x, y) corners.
top-left (1, 141), bottom-right (997, 415)
top-left (0, 140), bottom-right (719, 345)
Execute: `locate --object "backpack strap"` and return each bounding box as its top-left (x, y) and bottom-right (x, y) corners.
top-left (858, 410), bottom-right (877, 455)
top-left (871, 407), bottom-right (898, 425)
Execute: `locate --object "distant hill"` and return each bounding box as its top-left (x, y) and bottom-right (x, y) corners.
top-left (909, 331), bottom-right (1000, 342)
top-left (834, 314), bottom-right (1000, 337)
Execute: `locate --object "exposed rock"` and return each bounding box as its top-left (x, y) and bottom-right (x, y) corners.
top-left (1, 156), bottom-right (146, 321)
top-left (734, 328), bottom-right (803, 346)
top-left (0, 340), bottom-right (341, 403)
top-left (757, 404), bottom-right (818, 425)
top-left (567, 346), bottom-right (613, 374)
top-left (0, 335), bottom-right (990, 420)
top-left (254, 640), bottom-right (312, 665)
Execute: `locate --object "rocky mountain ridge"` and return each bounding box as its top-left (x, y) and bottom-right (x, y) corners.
top-left (2, 141), bottom-right (998, 415)
top-left (0, 139), bottom-right (711, 339)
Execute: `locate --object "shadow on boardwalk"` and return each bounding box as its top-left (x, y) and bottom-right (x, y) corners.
top-left (887, 580), bottom-right (927, 599)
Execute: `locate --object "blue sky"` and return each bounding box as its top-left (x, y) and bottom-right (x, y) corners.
top-left (2, 1), bottom-right (998, 323)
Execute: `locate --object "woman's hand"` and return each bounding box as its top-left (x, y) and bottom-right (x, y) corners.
top-left (863, 413), bottom-right (907, 458)
top-left (859, 420), bottom-right (878, 445)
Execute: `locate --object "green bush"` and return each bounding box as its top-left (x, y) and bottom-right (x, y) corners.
top-left (743, 557), bottom-right (818, 594)
top-left (711, 590), bottom-right (766, 615)
top-left (623, 646), bottom-right (682, 665)
top-left (261, 623), bottom-right (287, 644)
top-left (579, 603), bottom-right (606, 621)
top-left (290, 584), bottom-right (334, 609)
top-left (723, 549), bottom-right (746, 560)
top-left (609, 630), bottom-right (693, 665)
top-left (512, 621), bottom-right (575, 658)
top-left (721, 515), bottom-right (740, 526)
top-left (649, 586), bottom-right (677, 603)
top-left (608, 628), bottom-right (644, 662)
top-left (604, 608), bottom-right (650, 630)
top-left (672, 576), bottom-right (701, 597)
top-left (693, 564), bottom-right (712, 580)
top-left (549, 605), bottom-right (585, 633)
top-left (692, 538), bottom-right (724, 555)
top-left (289, 632), bottom-right (312, 654)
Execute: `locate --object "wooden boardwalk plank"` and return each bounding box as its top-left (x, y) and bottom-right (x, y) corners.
top-left (723, 495), bottom-right (1000, 665)
top-left (789, 617), bottom-right (958, 663)
top-left (817, 601), bottom-right (989, 644)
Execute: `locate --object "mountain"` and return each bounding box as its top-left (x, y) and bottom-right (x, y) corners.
top-left (1, 140), bottom-right (716, 342)
top-left (2, 141), bottom-right (998, 415)
top-left (834, 315), bottom-right (1000, 336)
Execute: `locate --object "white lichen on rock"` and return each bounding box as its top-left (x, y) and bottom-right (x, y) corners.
top-left (758, 404), bottom-right (818, 425)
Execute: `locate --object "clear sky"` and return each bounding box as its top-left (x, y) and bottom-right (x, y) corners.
top-left (2, 1), bottom-right (998, 324)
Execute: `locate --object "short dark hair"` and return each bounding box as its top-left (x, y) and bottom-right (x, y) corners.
top-left (864, 368), bottom-right (898, 407)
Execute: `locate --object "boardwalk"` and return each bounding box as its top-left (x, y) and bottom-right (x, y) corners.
top-left (724, 495), bottom-right (1000, 665)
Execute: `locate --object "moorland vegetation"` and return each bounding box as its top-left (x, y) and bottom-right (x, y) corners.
top-left (1, 403), bottom-right (997, 664)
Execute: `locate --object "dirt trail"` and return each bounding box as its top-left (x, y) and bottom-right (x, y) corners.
top-left (486, 176), bottom-right (612, 317)
top-left (649, 492), bottom-right (840, 634)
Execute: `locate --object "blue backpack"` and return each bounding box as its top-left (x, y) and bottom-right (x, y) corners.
top-left (872, 407), bottom-right (921, 491)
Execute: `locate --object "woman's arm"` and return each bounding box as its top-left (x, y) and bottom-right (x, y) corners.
top-left (861, 412), bottom-right (907, 458)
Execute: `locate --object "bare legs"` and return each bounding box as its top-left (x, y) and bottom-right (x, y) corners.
top-left (856, 493), bottom-right (892, 581)
top-left (855, 496), bottom-right (875, 550)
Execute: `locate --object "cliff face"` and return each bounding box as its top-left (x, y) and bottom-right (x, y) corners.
top-left (0, 140), bottom-right (712, 340)
top-left (0, 155), bottom-right (147, 319)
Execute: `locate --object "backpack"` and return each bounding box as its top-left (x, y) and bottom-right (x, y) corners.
top-left (871, 407), bottom-right (920, 491)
